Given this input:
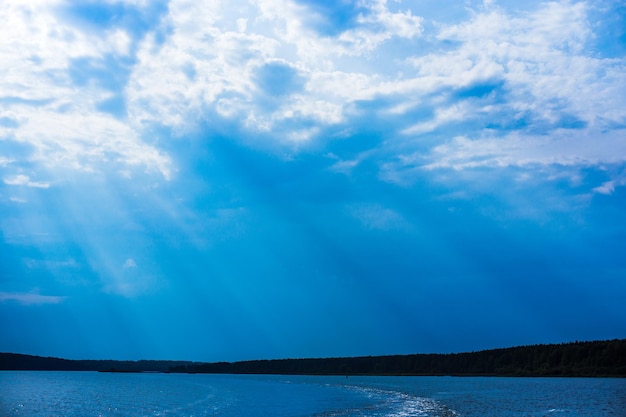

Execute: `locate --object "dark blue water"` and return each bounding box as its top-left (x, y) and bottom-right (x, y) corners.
top-left (1, 371), bottom-right (624, 416)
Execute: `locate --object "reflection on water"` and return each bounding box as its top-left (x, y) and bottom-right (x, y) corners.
top-left (1, 372), bottom-right (624, 417)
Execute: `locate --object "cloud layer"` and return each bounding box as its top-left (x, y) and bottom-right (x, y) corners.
top-left (1, 0), bottom-right (624, 191)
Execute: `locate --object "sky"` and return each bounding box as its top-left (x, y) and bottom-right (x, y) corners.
top-left (1, 0), bottom-right (625, 362)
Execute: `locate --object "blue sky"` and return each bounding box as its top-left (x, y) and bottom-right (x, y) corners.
top-left (1, 0), bottom-right (625, 361)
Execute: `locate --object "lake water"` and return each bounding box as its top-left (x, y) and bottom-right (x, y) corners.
top-left (1, 371), bottom-right (625, 416)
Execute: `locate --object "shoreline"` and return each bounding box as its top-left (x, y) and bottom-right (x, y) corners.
top-left (2, 339), bottom-right (625, 377)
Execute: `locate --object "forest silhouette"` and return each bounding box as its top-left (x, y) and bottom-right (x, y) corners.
top-left (2, 339), bottom-right (625, 377)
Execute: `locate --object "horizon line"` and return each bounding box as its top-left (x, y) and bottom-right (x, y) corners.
top-left (3, 338), bottom-right (624, 364)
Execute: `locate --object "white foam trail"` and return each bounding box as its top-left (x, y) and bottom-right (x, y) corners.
top-left (335, 384), bottom-right (459, 417)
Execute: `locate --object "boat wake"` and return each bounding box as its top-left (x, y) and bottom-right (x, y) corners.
top-left (313, 384), bottom-right (459, 417)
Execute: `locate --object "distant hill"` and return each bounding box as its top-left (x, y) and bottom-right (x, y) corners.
top-left (2, 339), bottom-right (625, 377)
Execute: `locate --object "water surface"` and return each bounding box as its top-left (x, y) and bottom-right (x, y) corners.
top-left (1, 371), bottom-right (624, 416)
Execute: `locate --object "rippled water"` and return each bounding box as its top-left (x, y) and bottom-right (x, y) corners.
top-left (1, 371), bottom-right (624, 416)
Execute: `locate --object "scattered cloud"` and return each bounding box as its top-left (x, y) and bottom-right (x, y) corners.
top-left (0, 157), bottom-right (14, 166)
top-left (592, 175), bottom-right (626, 195)
top-left (3, 175), bottom-right (50, 188)
top-left (593, 181), bottom-right (616, 195)
top-left (0, 291), bottom-right (66, 305)
top-left (421, 131), bottom-right (626, 171)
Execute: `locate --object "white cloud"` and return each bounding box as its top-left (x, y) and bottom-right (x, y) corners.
top-left (381, 1), bottom-right (626, 188)
top-left (592, 175), bottom-right (626, 195)
top-left (403, 102), bottom-right (471, 135)
top-left (15, 110), bottom-right (172, 178)
top-left (372, 1), bottom-right (424, 39)
top-left (0, 1), bottom-right (172, 179)
top-left (125, 0), bottom-right (625, 160)
top-left (3, 174), bottom-right (50, 188)
top-left (593, 181), bottom-right (615, 195)
top-left (0, 291), bottom-right (66, 305)
top-left (1, 0), bottom-right (624, 190)
top-left (404, 1), bottom-right (622, 132)
top-left (332, 0), bottom-right (424, 53)
top-left (421, 130), bottom-right (626, 171)
top-left (0, 157), bottom-right (14, 167)
top-left (126, 0), bottom-right (428, 142)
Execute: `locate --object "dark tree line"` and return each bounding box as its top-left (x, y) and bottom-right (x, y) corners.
top-left (0, 353), bottom-right (194, 373)
top-left (170, 339), bottom-right (626, 377)
top-left (2, 339), bottom-right (625, 376)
